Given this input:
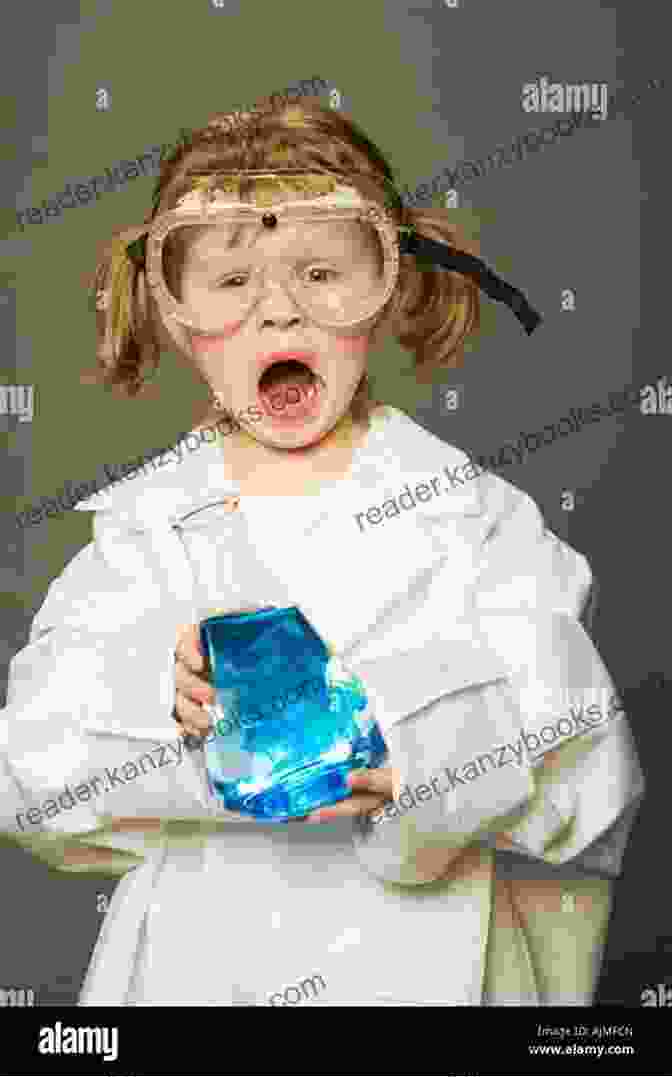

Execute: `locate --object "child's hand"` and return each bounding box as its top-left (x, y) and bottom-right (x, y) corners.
top-left (304, 767), bottom-right (397, 823)
top-left (174, 624), bottom-right (216, 738)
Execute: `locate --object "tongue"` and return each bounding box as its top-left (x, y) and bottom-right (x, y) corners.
top-left (259, 370), bottom-right (318, 416)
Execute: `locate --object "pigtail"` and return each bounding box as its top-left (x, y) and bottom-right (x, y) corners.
top-left (386, 207), bottom-right (482, 382)
top-left (82, 223), bottom-right (160, 397)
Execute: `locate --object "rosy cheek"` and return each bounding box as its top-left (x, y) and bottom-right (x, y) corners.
top-left (333, 333), bottom-right (371, 356)
top-left (190, 322), bottom-right (245, 354)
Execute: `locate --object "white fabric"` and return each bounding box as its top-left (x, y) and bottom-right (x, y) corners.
top-left (0, 406), bottom-right (644, 1005)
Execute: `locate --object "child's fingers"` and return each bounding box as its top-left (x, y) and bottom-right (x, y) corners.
top-left (175, 661), bottom-right (215, 705)
top-left (175, 623), bottom-right (205, 673)
top-left (174, 691), bottom-right (212, 736)
top-left (347, 766), bottom-right (397, 797)
top-left (305, 792), bottom-right (389, 822)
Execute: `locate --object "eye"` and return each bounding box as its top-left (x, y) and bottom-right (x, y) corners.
top-left (305, 266), bottom-right (339, 284)
top-left (216, 274), bottom-right (250, 289)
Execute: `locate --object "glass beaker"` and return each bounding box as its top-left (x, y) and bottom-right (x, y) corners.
top-left (199, 605), bottom-right (387, 821)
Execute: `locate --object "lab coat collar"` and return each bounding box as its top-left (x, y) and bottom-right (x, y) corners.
top-left (73, 406), bottom-right (485, 533)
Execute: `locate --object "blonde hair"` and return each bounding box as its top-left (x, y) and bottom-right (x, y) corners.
top-left (83, 96), bottom-right (482, 423)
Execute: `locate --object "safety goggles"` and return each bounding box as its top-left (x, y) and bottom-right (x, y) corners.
top-left (123, 168), bottom-right (542, 336)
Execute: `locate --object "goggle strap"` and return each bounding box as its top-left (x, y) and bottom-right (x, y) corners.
top-left (398, 228), bottom-right (542, 336)
top-left (126, 234), bottom-right (148, 266)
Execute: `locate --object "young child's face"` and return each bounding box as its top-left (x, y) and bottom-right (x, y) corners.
top-left (175, 216), bottom-right (386, 449)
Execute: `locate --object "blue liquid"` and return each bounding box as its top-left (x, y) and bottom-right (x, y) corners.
top-left (208, 683), bottom-right (387, 821)
top-left (200, 608), bottom-right (387, 822)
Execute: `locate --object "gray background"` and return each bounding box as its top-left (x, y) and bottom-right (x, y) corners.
top-left (0, 0), bottom-right (669, 1006)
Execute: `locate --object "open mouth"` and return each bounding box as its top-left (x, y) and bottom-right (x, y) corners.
top-left (257, 358), bottom-right (325, 421)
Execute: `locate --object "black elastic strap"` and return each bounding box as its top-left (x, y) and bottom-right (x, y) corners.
top-left (398, 229), bottom-right (542, 336)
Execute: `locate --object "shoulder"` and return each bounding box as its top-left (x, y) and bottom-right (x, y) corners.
top-left (377, 404), bottom-right (535, 519)
top-left (377, 406), bottom-right (590, 584)
top-left (72, 423), bottom-right (229, 527)
top-left (30, 540), bottom-right (108, 639)
top-left (374, 404), bottom-right (471, 471)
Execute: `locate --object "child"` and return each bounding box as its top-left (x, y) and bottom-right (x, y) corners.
top-left (0, 95), bottom-right (644, 1006)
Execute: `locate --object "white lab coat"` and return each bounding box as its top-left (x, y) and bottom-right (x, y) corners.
top-left (0, 406), bottom-right (644, 1005)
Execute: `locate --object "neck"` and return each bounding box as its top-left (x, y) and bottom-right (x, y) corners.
top-left (229, 410), bottom-right (364, 461)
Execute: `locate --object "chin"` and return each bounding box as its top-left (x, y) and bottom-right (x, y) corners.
top-left (256, 403), bottom-right (355, 451)
top-left (255, 417), bottom-right (332, 450)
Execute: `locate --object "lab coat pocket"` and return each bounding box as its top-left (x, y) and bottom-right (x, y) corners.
top-left (351, 639), bottom-right (534, 885)
top-left (349, 632), bottom-right (512, 732)
top-left (383, 676), bottom-right (534, 848)
top-left (76, 726), bottom-right (210, 822)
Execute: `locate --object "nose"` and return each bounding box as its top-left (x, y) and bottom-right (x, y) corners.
top-left (255, 275), bottom-right (306, 330)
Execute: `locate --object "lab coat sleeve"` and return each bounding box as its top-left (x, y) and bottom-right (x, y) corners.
top-left (351, 479), bottom-right (646, 886)
top-left (0, 539), bottom-right (223, 877)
